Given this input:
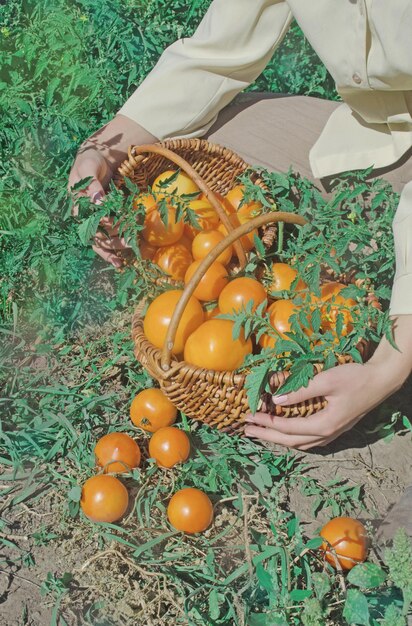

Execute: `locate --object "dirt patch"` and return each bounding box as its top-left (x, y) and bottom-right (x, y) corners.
top-left (1, 380), bottom-right (411, 625)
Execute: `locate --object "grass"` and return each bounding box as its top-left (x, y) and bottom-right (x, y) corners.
top-left (1, 1), bottom-right (411, 625)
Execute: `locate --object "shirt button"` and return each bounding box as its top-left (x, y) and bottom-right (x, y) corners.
top-left (352, 73), bottom-right (362, 85)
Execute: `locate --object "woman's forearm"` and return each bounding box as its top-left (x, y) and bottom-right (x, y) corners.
top-left (78, 114), bottom-right (159, 169)
top-left (369, 314), bottom-right (412, 389)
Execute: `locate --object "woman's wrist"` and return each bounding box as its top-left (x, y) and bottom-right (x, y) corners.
top-left (79, 114), bottom-right (159, 170)
top-left (368, 314), bottom-right (412, 389)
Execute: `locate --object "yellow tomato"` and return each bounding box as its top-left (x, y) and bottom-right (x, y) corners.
top-left (192, 229), bottom-right (233, 265)
top-left (184, 319), bottom-right (252, 371)
top-left (143, 290), bottom-right (204, 354)
top-left (143, 207), bottom-right (184, 247)
top-left (153, 243), bottom-right (193, 281)
top-left (184, 260), bottom-right (228, 302)
top-left (152, 170), bottom-right (200, 196)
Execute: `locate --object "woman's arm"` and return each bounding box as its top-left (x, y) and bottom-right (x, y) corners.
top-left (68, 0), bottom-right (292, 264)
top-left (118, 0), bottom-right (292, 141)
top-left (244, 314), bottom-right (412, 450)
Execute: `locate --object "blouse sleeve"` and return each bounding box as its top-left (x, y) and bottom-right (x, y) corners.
top-left (389, 181), bottom-right (412, 315)
top-left (118, 0), bottom-right (292, 140)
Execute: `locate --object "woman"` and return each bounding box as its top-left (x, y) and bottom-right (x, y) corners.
top-left (68, 0), bottom-right (412, 534)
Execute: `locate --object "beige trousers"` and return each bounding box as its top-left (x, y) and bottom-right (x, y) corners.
top-left (203, 93), bottom-right (412, 195)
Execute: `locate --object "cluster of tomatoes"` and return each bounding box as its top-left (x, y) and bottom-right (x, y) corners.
top-left (134, 169), bottom-right (360, 370)
top-left (79, 386), bottom-right (368, 567)
top-left (79, 391), bottom-right (369, 568)
top-left (80, 388), bottom-right (213, 534)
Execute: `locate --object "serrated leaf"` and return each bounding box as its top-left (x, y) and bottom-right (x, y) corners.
top-left (78, 210), bottom-right (106, 245)
top-left (245, 362), bottom-right (270, 413)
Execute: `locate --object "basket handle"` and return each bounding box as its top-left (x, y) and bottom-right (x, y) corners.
top-left (160, 211), bottom-right (308, 371)
top-left (130, 144), bottom-right (248, 267)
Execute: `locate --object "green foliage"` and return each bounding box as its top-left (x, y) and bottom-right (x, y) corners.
top-left (0, 1), bottom-right (408, 625)
top-left (385, 529), bottom-right (412, 617)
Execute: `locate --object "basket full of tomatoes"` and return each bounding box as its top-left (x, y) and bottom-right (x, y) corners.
top-left (116, 139), bottom-right (378, 435)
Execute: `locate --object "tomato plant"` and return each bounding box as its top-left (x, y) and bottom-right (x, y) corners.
top-left (130, 389), bottom-right (177, 433)
top-left (94, 433), bottom-right (141, 473)
top-left (319, 282), bottom-right (358, 336)
top-left (184, 198), bottom-right (220, 239)
top-left (143, 289), bottom-right (204, 354)
top-left (167, 487), bottom-right (214, 534)
top-left (133, 192), bottom-right (157, 214)
top-left (218, 277), bottom-right (267, 314)
top-left (184, 319), bottom-right (252, 371)
top-left (184, 260), bottom-right (228, 302)
top-left (320, 517), bottom-right (368, 570)
top-left (80, 475), bottom-right (129, 523)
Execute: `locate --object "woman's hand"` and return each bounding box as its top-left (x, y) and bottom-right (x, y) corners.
top-left (67, 114), bottom-right (158, 266)
top-left (245, 314), bottom-right (412, 450)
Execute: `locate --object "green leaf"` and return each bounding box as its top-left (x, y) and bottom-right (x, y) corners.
top-left (208, 588), bottom-right (220, 620)
top-left (312, 571), bottom-right (331, 601)
top-left (245, 362), bottom-right (270, 414)
top-left (78, 210), bottom-right (106, 245)
top-left (250, 464), bottom-right (272, 493)
top-left (67, 485), bottom-right (82, 502)
top-left (343, 589), bottom-right (370, 625)
top-left (347, 563), bottom-right (386, 589)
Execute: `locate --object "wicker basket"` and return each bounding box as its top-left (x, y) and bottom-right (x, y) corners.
top-left (131, 212), bottom-right (373, 434)
top-left (117, 139), bottom-right (374, 435)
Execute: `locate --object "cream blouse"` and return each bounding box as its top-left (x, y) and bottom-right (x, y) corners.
top-left (118, 0), bottom-right (412, 315)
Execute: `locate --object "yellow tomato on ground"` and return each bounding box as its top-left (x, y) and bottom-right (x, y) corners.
top-left (152, 170), bottom-right (200, 196)
top-left (192, 229), bottom-right (233, 265)
top-left (153, 243), bottom-right (193, 281)
top-left (143, 207), bottom-right (184, 247)
top-left (184, 319), bottom-right (252, 371)
top-left (320, 517), bottom-right (368, 571)
top-left (149, 427), bottom-right (191, 468)
top-left (167, 487), bottom-right (213, 534)
top-left (143, 289), bottom-right (204, 354)
top-left (218, 277), bottom-right (267, 314)
top-left (184, 260), bottom-right (228, 302)
top-left (130, 388), bottom-right (177, 432)
top-left (80, 475), bottom-right (128, 523)
top-left (95, 432), bottom-right (141, 473)
top-left (270, 262), bottom-right (306, 292)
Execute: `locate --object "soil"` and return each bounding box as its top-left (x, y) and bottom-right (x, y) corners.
top-left (1, 377), bottom-right (411, 626)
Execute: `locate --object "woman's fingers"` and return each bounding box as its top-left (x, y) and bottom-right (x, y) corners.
top-left (245, 408), bottom-right (333, 437)
top-left (68, 152), bottom-right (110, 215)
top-left (271, 370), bottom-right (334, 407)
top-left (244, 423), bottom-right (330, 450)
